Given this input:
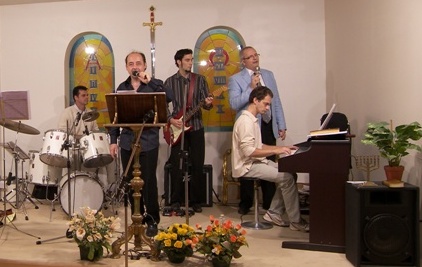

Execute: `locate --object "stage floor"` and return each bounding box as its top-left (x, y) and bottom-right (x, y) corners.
top-left (0, 194), bottom-right (354, 267)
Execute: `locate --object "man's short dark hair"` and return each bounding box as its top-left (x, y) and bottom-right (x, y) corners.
top-left (174, 49), bottom-right (193, 67)
top-left (249, 86), bottom-right (273, 103)
top-left (73, 85), bottom-right (88, 99)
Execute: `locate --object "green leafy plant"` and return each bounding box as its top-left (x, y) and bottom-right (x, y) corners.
top-left (361, 121), bottom-right (422, 166)
top-left (67, 207), bottom-right (121, 261)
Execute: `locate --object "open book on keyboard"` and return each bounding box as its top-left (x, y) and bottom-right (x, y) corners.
top-left (307, 128), bottom-right (348, 138)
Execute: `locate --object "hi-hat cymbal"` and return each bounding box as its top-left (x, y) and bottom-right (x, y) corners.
top-left (0, 119), bottom-right (40, 135)
top-left (82, 110), bottom-right (99, 122)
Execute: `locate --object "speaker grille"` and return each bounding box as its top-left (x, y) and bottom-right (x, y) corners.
top-left (363, 214), bottom-right (411, 263)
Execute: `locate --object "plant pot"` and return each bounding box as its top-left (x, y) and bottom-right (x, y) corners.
top-left (211, 255), bottom-right (232, 267)
top-left (165, 249), bottom-right (186, 264)
top-left (79, 245), bottom-right (103, 261)
top-left (384, 165), bottom-right (405, 181)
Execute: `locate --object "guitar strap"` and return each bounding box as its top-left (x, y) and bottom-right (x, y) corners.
top-left (187, 73), bottom-right (196, 108)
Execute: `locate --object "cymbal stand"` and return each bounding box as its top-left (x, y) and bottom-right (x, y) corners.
top-left (104, 154), bottom-right (124, 215)
top-left (4, 140), bottom-right (39, 219)
top-left (0, 137), bottom-right (40, 239)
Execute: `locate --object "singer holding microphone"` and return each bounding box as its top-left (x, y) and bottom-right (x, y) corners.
top-left (108, 51), bottom-right (173, 231)
top-left (229, 46), bottom-right (288, 224)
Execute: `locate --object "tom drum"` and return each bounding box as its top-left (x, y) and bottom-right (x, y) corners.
top-left (28, 150), bottom-right (62, 185)
top-left (40, 129), bottom-right (73, 168)
top-left (79, 131), bottom-right (113, 168)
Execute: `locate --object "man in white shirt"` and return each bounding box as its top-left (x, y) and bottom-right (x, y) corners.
top-left (232, 86), bottom-right (309, 232)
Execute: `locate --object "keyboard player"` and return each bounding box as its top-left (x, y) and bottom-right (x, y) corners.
top-left (232, 86), bottom-right (309, 232)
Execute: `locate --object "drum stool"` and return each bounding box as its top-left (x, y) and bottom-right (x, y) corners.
top-left (240, 177), bottom-right (273, 230)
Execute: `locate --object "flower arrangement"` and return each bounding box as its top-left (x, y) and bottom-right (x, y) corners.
top-left (196, 215), bottom-right (248, 266)
top-left (154, 223), bottom-right (198, 263)
top-left (67, 207), bottom-right (121, 261)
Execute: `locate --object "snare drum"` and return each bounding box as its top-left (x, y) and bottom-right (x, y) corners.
top-left (40, 129), bottom-right (73, 168)
top-left (59, 172), bottom-right (104, 215)
top-left (79, 131), bottom-right (113, 168)
top-left (28, 150), bottom-right (62, 185)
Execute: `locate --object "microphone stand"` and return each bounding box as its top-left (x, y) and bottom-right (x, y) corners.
top-left (179, 77), bottom-right (190, 224)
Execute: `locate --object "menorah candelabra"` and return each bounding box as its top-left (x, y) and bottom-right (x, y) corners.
top-left (353, 155), bottom-right (380, 181)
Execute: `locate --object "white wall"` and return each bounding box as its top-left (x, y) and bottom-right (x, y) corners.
top-left (325, 0), bottom-right (422, 182)
top-left (0, 0), bottom-right (326, 199)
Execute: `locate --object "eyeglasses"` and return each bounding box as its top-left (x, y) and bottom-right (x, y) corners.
top-left (243, 53), bottom-right (260, 60)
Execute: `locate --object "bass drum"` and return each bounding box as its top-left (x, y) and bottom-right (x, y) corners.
top-left (59, 172), bottom-right (104, 215)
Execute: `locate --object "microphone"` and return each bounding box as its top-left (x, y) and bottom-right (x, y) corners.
top-left (84, 125), bottom-right (90, 135)
top-left (6, 172), bottom-right (15, 186)
top-left (255, 66), bottom-right (262, 87)
top-left (132, 70), bottom-right (147, 79)
top-left (143, 109), bottom-right (155, 123)
top-left (75, 112), bottom-right (81, 126)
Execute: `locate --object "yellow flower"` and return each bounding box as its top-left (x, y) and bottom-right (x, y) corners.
top-left (174, 241), bottom-right (183, 249)
top-left (164, 239), bottom-right (172, 247)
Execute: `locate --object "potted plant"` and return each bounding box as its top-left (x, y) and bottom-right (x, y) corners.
top-left (154, 223), bottom-right (198, 264)
top-left (195, 215), bottom-right (248, 267)
top-left (67, 207), bottom-right (121, 261)
top-left (361, 121), bottom-right (422, 180)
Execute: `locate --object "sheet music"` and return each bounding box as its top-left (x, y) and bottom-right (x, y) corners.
top-left (0, 91), bottom-right (30, 120)
top-left (319, 103), bottom-right (336, 130)
top-left (2, 141), bottom-right (30, 160)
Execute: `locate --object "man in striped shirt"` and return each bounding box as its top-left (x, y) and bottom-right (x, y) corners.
top-left (164, 48), bottom-right (213, 213)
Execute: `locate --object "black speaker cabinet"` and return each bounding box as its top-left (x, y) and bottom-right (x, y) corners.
top-left (345, 182), bottom-right (420, 267)
top-left (164, 163), bottom-right (213, 207)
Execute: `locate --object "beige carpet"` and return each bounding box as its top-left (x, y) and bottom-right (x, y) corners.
top-left (0, 196), bottom-right (355, 267)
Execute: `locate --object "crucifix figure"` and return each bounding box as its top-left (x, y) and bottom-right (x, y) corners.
top-left (143, 6), bottom-right (162, 78)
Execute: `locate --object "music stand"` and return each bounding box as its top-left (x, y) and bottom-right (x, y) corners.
top-left (0, 91), bottom-right (40, 239)
top-left (104, 92), bottom-right (167, 261)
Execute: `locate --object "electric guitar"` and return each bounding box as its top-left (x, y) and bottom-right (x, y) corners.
top-left (163, 86), bottom-right (228, 146)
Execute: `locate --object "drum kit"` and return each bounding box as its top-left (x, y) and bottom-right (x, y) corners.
top-left (2, 110), bottom-right (119, 223)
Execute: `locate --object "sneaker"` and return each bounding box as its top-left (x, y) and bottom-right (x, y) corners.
top-left (192, 204), bottom-right (202, 213)
top-left (263, 211), bottom-right (290, 227)
top-left (238, 206), bottom-right (250, 215)
top-left (289, 218), bottom-right (309, 232)
top-left (171, 202), bottom-right (181, 211)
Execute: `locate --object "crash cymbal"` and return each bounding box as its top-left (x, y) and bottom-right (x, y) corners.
top-left (82, 110), bottom-right (99, 122)
top-left (0, 119), bottom-right (40, 135)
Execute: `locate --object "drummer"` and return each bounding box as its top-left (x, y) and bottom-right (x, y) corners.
top-left (57, 85), bottom-right (116, 191)
top-left (58, 85), bottom-right (100, 172)
top-left (58, 85), bottom-right (99, 138)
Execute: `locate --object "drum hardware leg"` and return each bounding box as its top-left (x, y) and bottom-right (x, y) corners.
top-left (49, 191), bottom-right (60, 222)
top-left (104, 176), bottom-right (126, 215)
top-left (0, 142), bottom-right (41, 239)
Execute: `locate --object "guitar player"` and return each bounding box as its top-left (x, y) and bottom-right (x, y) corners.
top-left (164, 48), bottom-right (213, 213)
